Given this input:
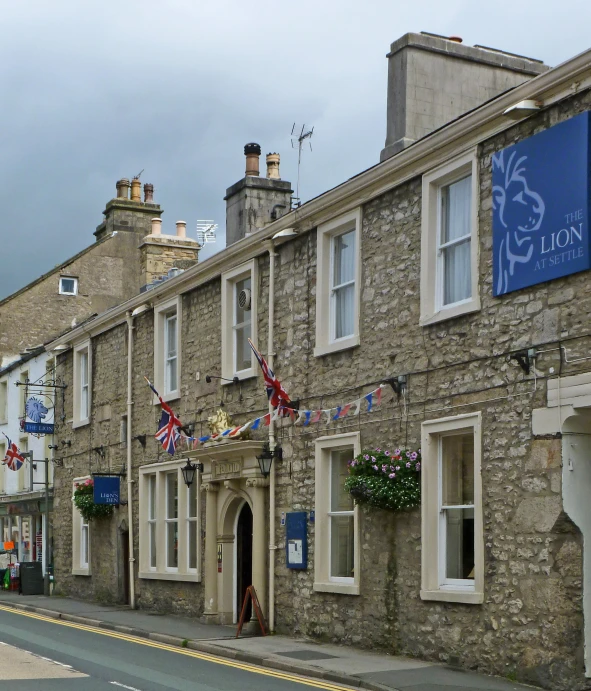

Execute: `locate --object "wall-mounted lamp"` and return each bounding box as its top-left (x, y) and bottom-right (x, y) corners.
top-left (131, 304), bottom-right (151, 317)
top-left (503, 99), bottom-right (541, 120)
top-left (52, 344), bottom-right (71, 353)
top-left (181, 459), bottom-right (204, 488)
top-left (272, 227), bottom-right (298, 240)
top-left (61, 439), bottom-right (71, 447)
top-left (256, 442), bottom-right (283, 478)
top-left (133, 434), bottom-right (147, 448)
top-left (205, 374), bottom-right (240, 385)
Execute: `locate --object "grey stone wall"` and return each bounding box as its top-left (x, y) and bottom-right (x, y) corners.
top-left (53, 91), bottom-right (591, 690)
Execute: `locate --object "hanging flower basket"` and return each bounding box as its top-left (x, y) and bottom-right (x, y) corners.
top-left (344, 448), bottom-right (421, 511)
top-left (72, 479), bottom-right (114, 521)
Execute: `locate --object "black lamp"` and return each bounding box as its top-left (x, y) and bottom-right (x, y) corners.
top-left (256, 442), bottom-right (282, 478)
top-left (181, 459), bottom-right (203, 488)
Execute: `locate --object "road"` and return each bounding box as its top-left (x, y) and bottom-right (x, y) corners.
top-left (0, 606), bottom-right (351, 691)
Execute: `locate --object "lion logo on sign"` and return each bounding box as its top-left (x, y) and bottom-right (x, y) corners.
top-left (25, 397), bottom-right (49, 424)
top-left (493, 150), bottom-right (545, 295)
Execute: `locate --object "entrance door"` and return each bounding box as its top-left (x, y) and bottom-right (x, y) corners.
top-left (121, 531), bottom-right (130, 605)
top-left (235, 503), bottom-right (253, 621)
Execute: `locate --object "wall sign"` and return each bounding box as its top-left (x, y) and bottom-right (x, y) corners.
top-left (93, 476), bottom-right (120, 505)
top-left (492, 111), bottom-right (591, 296)
top-left (24, 396), bottom-right (54, 435)
top-left (285, 511), bottom-right (307, 570)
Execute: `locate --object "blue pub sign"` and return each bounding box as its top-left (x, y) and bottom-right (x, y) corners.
top-left (492, 112), bottom-right (591, 296)
top-left (93, 476), bottom-right (120, 505)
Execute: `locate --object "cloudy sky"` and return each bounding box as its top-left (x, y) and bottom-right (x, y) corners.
top-left (1, 0), bottom-right (589, 299)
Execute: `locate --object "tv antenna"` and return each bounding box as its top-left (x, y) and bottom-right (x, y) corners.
top-left (134, 169), bottom-right (144, 179)
top-left (196, 220), bottom-right (218, 245)
top-left (291, 123), bottom-right (314, 207)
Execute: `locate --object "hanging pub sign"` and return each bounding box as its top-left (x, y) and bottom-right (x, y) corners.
top-left (93, 476), bottom-right (120, 505)
top-left (492, 111), bottom-right (591, 296)
top-left (23, 396), bottom-right (54, 435)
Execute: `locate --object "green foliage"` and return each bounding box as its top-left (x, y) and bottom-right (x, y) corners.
top-left (344, 447), bottom-right (421, 511)
top-left (72, 479), bottom-right (114, 521)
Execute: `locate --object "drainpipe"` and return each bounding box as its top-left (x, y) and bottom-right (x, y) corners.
top-left (126, 311), bottom-right (136, 609)
top-left (265, 240), bottom-right (277, 632)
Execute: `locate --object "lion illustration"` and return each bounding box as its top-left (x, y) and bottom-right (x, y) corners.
top-left (493, 150), bottom-right (545, 295)
top-left (26, 397), bottom-right (48, 423)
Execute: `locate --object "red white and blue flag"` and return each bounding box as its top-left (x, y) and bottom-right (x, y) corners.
top-left (248, 339), bottom-right (291, 409)
top-left (145, 378), bottom-right (182, 456)
top-left (2, 434), bottom-right (25, 471)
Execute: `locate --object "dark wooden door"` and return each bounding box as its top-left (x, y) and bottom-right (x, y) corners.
top-left (236, 503), bottom-right (253, 620)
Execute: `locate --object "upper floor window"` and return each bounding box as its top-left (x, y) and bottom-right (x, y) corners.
top-left (59, 276), bottom-right (78, 296)
top-left (420, 150), bottom-right (480, 325)
top-left (73, 342), bottom-right (91, 427)
top-left (221, 260), bottom-right (258, 381)
top-left (315, 209), bottom-right (361, 357)
top-left (0, 381), bottom-right (7, 424)
top-left (154, 297), bottom-right (181, 402)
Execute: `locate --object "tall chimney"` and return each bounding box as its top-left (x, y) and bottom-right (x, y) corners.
top-left (380, 32), bottom-right (549, 162)
top-left (144, 183), bottom-right (154, 203)
top-left (116, 178), bottom-right (130, 199)
top-left (244, 143), bottom-right (261, 177)
top-left (266, 153), bottom-right (281, 180)
top-left (176, 221), bottom-right (187, 238)
top-left (151, 218), bottom-right (162, 235)
top-left (130, 177), bottom-right (142, 202)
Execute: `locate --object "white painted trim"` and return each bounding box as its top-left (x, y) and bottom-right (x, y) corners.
top-left (72, 341), bottom-right (91, 428)
top-left (153, 296), bottom-right (181, 404)
top-left (59, 276), bottom-right (78, 296)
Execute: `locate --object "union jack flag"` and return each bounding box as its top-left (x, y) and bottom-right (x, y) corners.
top-left (146, 378), bottom-right (182, 456)
top-left (2, 435), bottom-right (25, 471)
top-left (248, 339), bottom-right (291, 408)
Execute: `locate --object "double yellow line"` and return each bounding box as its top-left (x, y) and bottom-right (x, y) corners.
top-left (0, 605), bottom-right (352, 691)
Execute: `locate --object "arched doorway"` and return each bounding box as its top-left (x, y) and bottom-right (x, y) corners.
top-left (235, 502), bottom-right (253, 621)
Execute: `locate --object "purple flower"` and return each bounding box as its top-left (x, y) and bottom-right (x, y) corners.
top-left (364, 454), bottom-right (370, 461)
top-left (390, 465), bottom-right (396, 472)
top-left (351, 460), bottom-right (357, 466)
top-left (395, 466), bottom-right (400, 471)
top-left (406, 462), bottom-right (411, 468)
top-left (371, 456), bottom-right (376, 462)
top-left (405, 451), bottom-right (410, 457)
top-left (381, 465), bottom-right (388, 473)
top-left (415, 462), bottom-right (421, 471)
top-left (410, 452), bottom-right (418, 461)
top-left (394, 448), bottom-right (401, 455)
top-left (389, 472), bottom-right (396, 479)
top-left (384, 450), bottom-right (390, 456)
top-left (372, 464), bottom-right (378, 471)
top-left (375, 448), bottom-right (381, 453)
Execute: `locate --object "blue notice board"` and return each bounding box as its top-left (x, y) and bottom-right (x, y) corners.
top-left (493, 111), bottom-right (591, 296)
top-left (286, 511), bottom-right (308, 569)
top-left (93, 476), bottom-right (120, 505)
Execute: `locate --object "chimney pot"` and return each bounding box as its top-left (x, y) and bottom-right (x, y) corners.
top-left (244, 142), bottom-right (261, 177)
top-left (144, 183), bottom-right (154, 203)
top-left (130, 177), bottom-right (142, 202)
top-left (266, 153), bottom-right (281, 179)
top-left (151, 218), bottom-right (162, 235)
top-left (116, 178), bottom-right (130, 199)
top-left (176, 221), bottom-right (187, 238)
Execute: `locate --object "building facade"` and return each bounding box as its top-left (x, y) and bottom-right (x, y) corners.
top-left (48, 34), bottom-right (591, 691)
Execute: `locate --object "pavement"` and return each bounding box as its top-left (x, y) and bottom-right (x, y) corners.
top-left (0, 591), bottom-right (539, 691)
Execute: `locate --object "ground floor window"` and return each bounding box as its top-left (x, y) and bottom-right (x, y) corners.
top-left (72, 477), bottom-right (91, 576)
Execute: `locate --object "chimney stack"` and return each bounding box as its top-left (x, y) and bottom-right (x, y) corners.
top-left (175, 221), bottom-right (187, 238)
top-left (244, 142), bottom-right (261, 177)
top-left (116, 178), bottom-right (130, 199)
top-left (266, 153), bottom-right (281, 180)
top-left (130, 177), bottom-right (142, 202)
top-left (144, 183), bottom-right (154, 203)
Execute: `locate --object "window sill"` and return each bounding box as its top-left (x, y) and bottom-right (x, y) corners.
top-left (420, 588), bottom-right (483, 604)
top-left (313, 581), bottom-right (359, 595)
top-left (72, 418), bottom-right (90, 429)
top-left (221, 371), bottom-right (257, 385)
top-left (139, 570), bottom-right (201, 583)
top-left (314, 335), bottom-right (360, 358)
top-left (420, 297), bottom-right (480, 327)
top-left (153, 391), bottom-right (180, 405)
top-left (72, 568), bottom-right (91, 577)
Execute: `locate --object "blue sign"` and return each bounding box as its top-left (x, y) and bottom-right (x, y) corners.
top-left (24, 422), bottom-right (54, 434)
top-left (493, 112), bottom-right (591, 296)
top-left (285, 511), bottom-right (308, 569)
top-left (93, 476), bottom-right (120, 505)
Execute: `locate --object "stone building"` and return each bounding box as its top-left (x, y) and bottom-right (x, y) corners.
top-left (48, 33), bottom-right (591, 690)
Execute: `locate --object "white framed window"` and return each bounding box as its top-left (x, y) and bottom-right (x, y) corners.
top-left (73, 341), bottom-right (91, 427)
top-left (0, 380), bottom-right (7, 424)
top-left (72, 477), bottom-right (91, 576)
top-left (139, 459), bottom-right (201, 581)
top-left (315, 209), bottom-right (361, 357)
top-left (314, 432), bottom-right (360, 595)
top-left (421, 412), bottom-right (483, 604)
top-left (420, 150), bottom-right (480, 325)
top-left (0, 442), bottom-right (5, 494)
top-left (154, 297), bottom-right (181, 402)
top-left (59, 276), bottom-right (78, 296)
top-left (221, 259), bottom-right (258, 381)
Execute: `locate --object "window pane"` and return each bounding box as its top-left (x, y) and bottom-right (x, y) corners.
top-left (80, 352), bottom-right (88, 386)
top-left (330, 515), bottom-right (354, 578)
top-left (443, 240), bottom-right (471, 305)
top-left (81, 524), bottom-right (89, 567)
top-left (166, 522), bottom-right (178, 568)
top-left (166, 316), bottom-right (177, 357)
top-left (330, 450), bottom-right (354, 512)
top-left (235, 323), bottom-right (252, 371)
top-left (188, 521), bottom-right (197, 570)
top-left (166, 356), bottom-right (177, 393)
top-left (442, 433), bottom-right (474, 506)
top-left (166, 473), bottom-right (178, 519)
top-left (188, 482), bottom-right (197, 518)
top-left (333, 230), bottom-right (355, 286)
top-left (441, 176), bottom-right (471, 244)
top-left (148, 476), bottom-right (156, 519)
top-left (334, 284), bottom-right (355, 339)
top-left (235, 277), bottom-right (251, 325)
top-left (81, 386), bottom-right (89, 420)
top-left (445, 507), bottom-right (475, 580)
top-left (149, 523), bottom-right (157, 568)
top-left (61, 278), bottom-right (76, 294)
